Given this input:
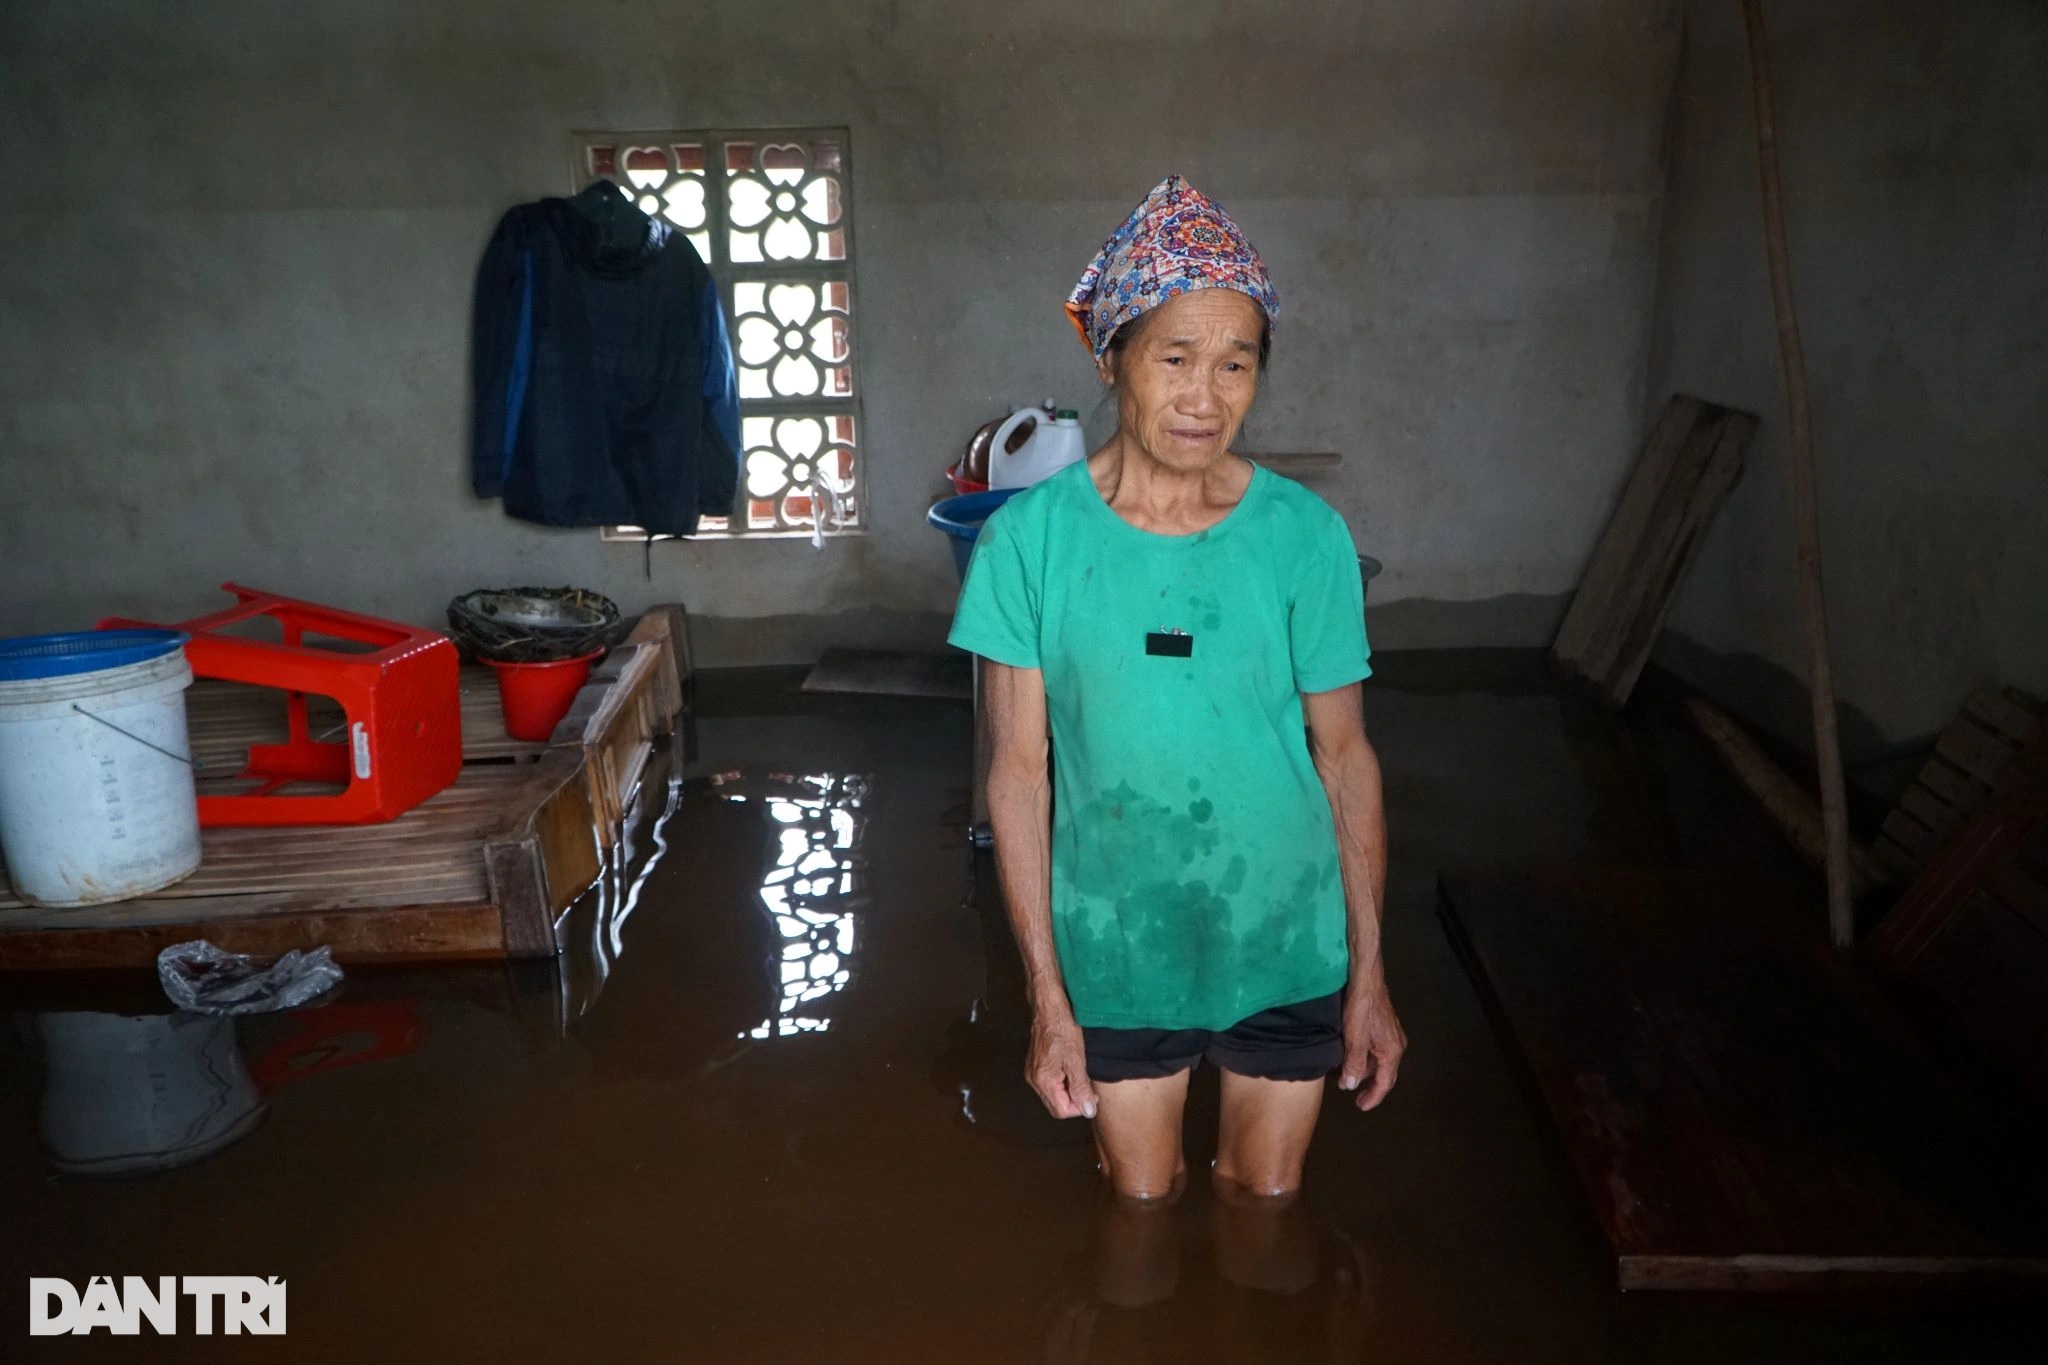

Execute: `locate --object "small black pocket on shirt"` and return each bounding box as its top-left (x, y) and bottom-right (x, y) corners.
top-left (1145, 631), bottom-right (1193, 658)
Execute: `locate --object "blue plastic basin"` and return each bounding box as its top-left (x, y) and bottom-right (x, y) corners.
top-left (928, 488), bottom-right (1026, 582)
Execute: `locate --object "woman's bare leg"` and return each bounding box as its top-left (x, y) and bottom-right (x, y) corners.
top-left (1089, 1071), bottom-right (1191, 1199)
top-left (1209, 1170), bottom-right (1319, 1293)
top-left (1088, 1188), bottom-right (1184, 1308)
top-left (1212, 1072), bottom-right (1324, 1293)
top-left (1213, 1071), bottom-right (1323, 1196)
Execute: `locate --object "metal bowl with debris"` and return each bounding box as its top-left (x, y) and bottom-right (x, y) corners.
top-left (446, 587), bottom-right (623, 663)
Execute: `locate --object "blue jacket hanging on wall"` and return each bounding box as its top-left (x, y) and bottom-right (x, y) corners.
top-left (471, 181), bottom-right (741, 535)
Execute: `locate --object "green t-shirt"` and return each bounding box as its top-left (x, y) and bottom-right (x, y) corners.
top-left (948, 458), bottom-right (1372, 1030)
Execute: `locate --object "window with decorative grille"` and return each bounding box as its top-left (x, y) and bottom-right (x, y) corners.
top-left (577, 130), bottom-right (861, 539)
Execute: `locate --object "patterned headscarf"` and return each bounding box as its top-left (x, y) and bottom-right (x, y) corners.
top-left (1064, 174), bottom-right (1279, 359)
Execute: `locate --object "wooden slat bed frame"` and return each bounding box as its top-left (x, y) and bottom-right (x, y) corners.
top-left (0, 607), bottom-right (688, 970)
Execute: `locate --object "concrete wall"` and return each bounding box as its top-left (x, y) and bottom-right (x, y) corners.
top-left (0, 1), bottom-right (1679, 663)
top-left (1648, 0), bottom-right (2048, 746)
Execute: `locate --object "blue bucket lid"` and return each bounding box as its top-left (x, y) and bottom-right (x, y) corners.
top-left (0, 630), bottom-right (189, 681)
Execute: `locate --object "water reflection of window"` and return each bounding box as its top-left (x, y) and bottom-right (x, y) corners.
top-left (711, 771), bottom-right (869, 1040)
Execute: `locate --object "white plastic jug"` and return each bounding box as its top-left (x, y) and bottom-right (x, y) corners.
top-left (988, 407), bottom-right (1086, 489)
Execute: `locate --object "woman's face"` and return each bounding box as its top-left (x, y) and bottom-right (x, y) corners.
top-left (1100, 288), bottom-right (1263, 473)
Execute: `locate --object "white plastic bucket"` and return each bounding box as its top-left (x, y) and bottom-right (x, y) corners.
top-left (0, 635), bottom-right (202, 907)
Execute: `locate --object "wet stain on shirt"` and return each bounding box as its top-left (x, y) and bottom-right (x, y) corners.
top-left (1088, 781), bottom-right (1220, 863)
top-left (1058, 783), bottom-right (1349, 1020)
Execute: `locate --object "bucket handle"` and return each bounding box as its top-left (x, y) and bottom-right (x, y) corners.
top-left (68, 704), bottom-right (232, 773)
top-left (70, 704), bottom-right (194, 766)
top-left (69, 703), bottom-right (349, 774)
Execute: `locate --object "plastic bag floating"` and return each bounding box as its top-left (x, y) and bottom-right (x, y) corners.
top-left (157, 940), bottom-right (343, 1015)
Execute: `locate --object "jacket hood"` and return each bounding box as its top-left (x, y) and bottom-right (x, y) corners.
top-left (544, 195), bottom-right (669, 278)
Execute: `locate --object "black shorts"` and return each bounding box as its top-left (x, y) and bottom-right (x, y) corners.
top-left (1083, 991), bottom-right (1345, 1083)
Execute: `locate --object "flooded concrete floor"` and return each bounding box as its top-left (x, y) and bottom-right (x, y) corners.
top-left (2, 651), bottom-right (2037, 1361)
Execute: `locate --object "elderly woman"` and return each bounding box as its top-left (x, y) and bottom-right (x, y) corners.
top-left (949, 176), bottom-right (1404, 1202)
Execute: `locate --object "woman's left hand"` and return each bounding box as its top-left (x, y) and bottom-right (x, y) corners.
top-left (1337, 983), bottom-right (1405, 1112)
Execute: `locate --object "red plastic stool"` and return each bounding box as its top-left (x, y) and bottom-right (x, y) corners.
top-left (101, 584), bottom-right (463, 827)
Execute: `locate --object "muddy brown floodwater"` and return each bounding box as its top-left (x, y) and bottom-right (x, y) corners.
top-left (2, 658), bottom-right (2038, 1361)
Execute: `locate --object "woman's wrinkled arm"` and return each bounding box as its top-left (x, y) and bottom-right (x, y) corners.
top-left (1304, 683), bottom-right (1405, 1111)
top-left (985, 660), bottom-right (1097, 1119)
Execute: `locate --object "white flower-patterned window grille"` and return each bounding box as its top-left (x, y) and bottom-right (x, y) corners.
top-left (578, 130), bottom-right (861, 538)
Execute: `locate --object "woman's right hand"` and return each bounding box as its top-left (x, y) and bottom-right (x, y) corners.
top-left (1027, 1010), bottom-right (1099, 1120)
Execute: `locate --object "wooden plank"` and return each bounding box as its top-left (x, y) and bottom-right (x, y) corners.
top-left (1603, 408), bottom-right (1754, 699)
top-left (0, 882), bottom-right (483, 932)
top-left (546, 644), bottom-right (646, 750)
top-left (1870, 834), bottom-right (1922, 882)
top-left (0, 902), bottom-right (503, 971)
top-left (1899, 785), bottom-right (1965, 840)
top-left (1938, 721), bottom-right (2023, 789)
top-left (1870, 730), bottom-right (2048, 1112)
top-left (171, 819), bottom-right (504, 863)
top-left (0, 867), bottom-right (485, 917)
top-left (1878, 811), bottom-right (1938, 862)
top-left (1686, 696), bottom-right (1889, 893)
top-left (1624, 1253), bottom-right (2048, 1293)
top-left (1918, 756), bottom-right (1988, 809)
top-left (1963, 687), bottom-right (2044, 748)
top-left (0, 845), bottom-right (487, 911)
top-left (1551, 396), bottom-right (1757, 708)
top-left (485, 749), bottom-right (600, 957)
top-left (485, 840), bottom-right (552, 959)
top-left (531, 767), bottom-right (602, 916)
top-left (174, 841), bottom-right (484, 873)
top-left (173, 821), bottom-right (506, 856)
top-left (1870, 692), bottom-right (2041, 883)
top-left (564, 642), bottom-right (659, 746)
top-left (138, 868), bottom-right (479, 902)
top-left (555, 641), bottom-right (665, 844)
top-left (623, 605), bottom-right (688, 733)
top-left (1556, 396), bottom-right (1708, 675)
top-left (1439, 866), bottom-right (2048, 1292)
top-left (655, 603), bottom-right (697, 763)
top-left (481, 749), bottom-right (589, 840)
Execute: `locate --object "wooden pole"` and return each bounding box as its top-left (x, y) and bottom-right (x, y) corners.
top-left (1738, 0), bottom-right (1856, 950)
top-left (1686, 695), bottom-right (1888, 898)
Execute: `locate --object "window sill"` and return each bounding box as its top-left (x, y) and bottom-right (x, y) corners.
top-left (600, 525), bottom-right (866, 543)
